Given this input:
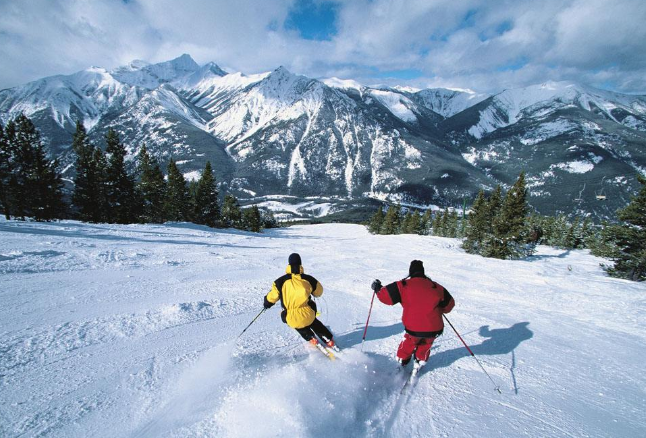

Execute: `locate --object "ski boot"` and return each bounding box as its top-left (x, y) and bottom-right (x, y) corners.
top-left (411, 359), bottom-right (426, 377)
top-left (322, 336), bottom-right (340, 352)
top-left (396, 357), bottom-right (411, 372)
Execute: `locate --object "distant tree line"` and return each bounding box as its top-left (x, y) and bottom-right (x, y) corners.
top-left (0, 114), bottom-right (278, 233)
top-left (368, 172), bottom-right (646, 281)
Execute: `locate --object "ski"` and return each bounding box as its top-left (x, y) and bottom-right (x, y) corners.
top-left (400, 373), bottom-right (415, 394)
top-left (313, 342), bottom-right (336, 360)
top-left (400, 361), bottom-right (424, 394)
top-left (320, 335), bottom-right (341, 355)
top-left (323, 343), bottom-right (342, 359)
top-left (326, 343), bottom-right (341, 353)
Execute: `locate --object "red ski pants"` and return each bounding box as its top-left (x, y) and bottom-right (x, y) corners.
top-left (397, 334), bottom-right (435, 362)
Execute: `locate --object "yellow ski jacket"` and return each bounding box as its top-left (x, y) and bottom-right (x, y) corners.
top-left (265, 265), bottom-right (323, 329)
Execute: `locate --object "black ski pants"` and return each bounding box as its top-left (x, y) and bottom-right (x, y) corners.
top-left (296, 318), bottom-right (333, 342)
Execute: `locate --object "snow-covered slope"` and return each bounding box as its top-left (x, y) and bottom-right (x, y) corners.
top-left (0, 67), bottom-right (143, 131)
top-left (1, 219), bottom-right (644, 437)
top-left (368, 88), bottom-right (419, 123)
top-left (179, 66), bottom-right (471, 200)
top-left (416, 87), bottom-right (489, 119)
top-left (463, 81), bottom-right (646, 139)
top-left (111, 54), bottom-right (201, 90)
top-left (0, 54), bottom-right (203, 132)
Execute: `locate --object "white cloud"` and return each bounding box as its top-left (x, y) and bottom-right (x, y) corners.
top-left (0, 0), bottom-right (645, 94)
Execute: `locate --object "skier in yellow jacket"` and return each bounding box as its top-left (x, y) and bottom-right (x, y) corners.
top-left (264, 253), bottom-right (336, 348)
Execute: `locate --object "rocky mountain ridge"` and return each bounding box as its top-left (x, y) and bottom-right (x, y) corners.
top-left (2, 54), bottom-right (645, 220)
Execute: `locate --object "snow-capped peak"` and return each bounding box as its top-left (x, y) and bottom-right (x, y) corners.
top-left (321, 77), bottom-right (365, 95)
top-left (466, 80), bottom-right (646, 139)
top-left (122, 59), bottom-right (150, 71)
top-left (173, 62), bottom-right (228, 90)
top-left (111, 54), bottom-right (200, 90)
top-left (393, 85), bottom-right (421, 94)
top-left (266, 66), bottom-right (294, 80)
top-left (416, 87), bottom-right (489, 118)
top-left (255, 66), bottom-right (311, 100)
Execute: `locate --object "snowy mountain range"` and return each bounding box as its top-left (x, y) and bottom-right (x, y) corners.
top-left (2, 54), bottom-right (646, 219)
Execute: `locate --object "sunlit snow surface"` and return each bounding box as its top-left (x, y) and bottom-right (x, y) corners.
top-left (1, 219), bottom-right (645, 437)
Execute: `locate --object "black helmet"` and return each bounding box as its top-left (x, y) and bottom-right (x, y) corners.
top-left (409, 260), bottom-right (424, 277)
top-left (289, 253), bottom-right (302, 273)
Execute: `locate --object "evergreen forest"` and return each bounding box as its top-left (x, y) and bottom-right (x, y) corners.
top-left (0, 115), bottom-right (276, 233)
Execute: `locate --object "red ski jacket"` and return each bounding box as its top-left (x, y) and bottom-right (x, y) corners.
top-left (377, 275), bottom-right (455, 338)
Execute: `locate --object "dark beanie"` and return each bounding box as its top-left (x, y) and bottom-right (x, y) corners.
top-left (289, 253), bottom-right (302, 273)
top-left (409, 260), bottom-right (425, 277)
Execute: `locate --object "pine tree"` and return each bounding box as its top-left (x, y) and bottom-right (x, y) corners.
top-left (420, 210), bottom-right (432, 235)
top-left (526, 213), bottom-right (545, 246)
top-left (242, 205), bottom-right (263, 232)
top-left (187, 179), bottom-right (198, 223)
top-left (164, 159), bottom-right (189, 222)
top-left (536, 214), bottom-right (553, 246)
top-left (261, 209), bottom-right (279, 229)
top-left (368, 206), bottom-right (384, 234)
top-left (93, 147), bottom-right (109, 222)
top-left (589, 220), bottom-right (620, 258)
top-left (564, 217), bottom-right (582, 249)
top-left (381, 204), bottom-right (401, 234)
top-left (605, 175), bottom-right (646, 281)
top-left (26, 134), bottom-right (65, 220)
top-left (458, 211), bottom-right (467, 238)
top-left (72, 121), bottom-right (106, 222)
top-left (401, 211), bottom-right (415, 234)
top-left (481, 187), bottom-right (502, 256)
top-left (7, 116), bottom-right (35, 219)
top-left (438, 210), bottom-right (449, 237)
top-left (193, 161), bottom-right (220, 227)
top-left (104, 129), bottom-right (137, 224)
top-left (137, 144), bottom-right (166, 223)
top-left (221, 194), bottom-right (242, 228)
top-left (580, 217), bottom-right (594, 249)
top-left (491, 174), bottom-right (531, 259)
top-left (447, 210), bottom-right (459, 238)
top-left (6, 115), bottom-right (65, 220)
top-left (549, 214), bottom-right (569, 248)
top-left (487, 185), bottom-right (503, 224)
top-left (410, 210), bottom-right (422, 235)
top-left (431, 210), bottom-right (442, 236)
top-left (464, 190), bottom-right (491, 254)
top-left (0, 122), bottom-right (13, 219)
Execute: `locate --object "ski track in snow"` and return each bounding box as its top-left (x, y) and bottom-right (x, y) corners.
top-left (1, 219), bottom-right (645, 438)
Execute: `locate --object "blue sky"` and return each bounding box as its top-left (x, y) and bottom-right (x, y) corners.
top-left (285, 0), bottom-right (338, 41)
top-left (0, 0), bottom-right (645, 94)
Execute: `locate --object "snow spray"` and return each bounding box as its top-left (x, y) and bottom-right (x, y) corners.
top-left (134, 342), bottom-right (236, 437)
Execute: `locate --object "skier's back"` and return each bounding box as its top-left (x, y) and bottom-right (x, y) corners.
top-left (372, 260), bottom-right (454, 371)
top-left (264, 253), bottom-right (336, 348)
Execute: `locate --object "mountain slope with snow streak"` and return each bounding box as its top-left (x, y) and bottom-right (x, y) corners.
top-left (458, 81), bottom-right (646, 139)
top-left (182, 66), bottom-right (472, 199)
top-left (2, 56), bottom-right (646, 218)
top-left (1, 219), bottom-right (644, 438)
top-left (415, 87), bottom-right (489, 119)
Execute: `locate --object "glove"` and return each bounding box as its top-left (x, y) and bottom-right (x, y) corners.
top-left (263, 296), bottom-right (275, 309)
top-left (371, 279), bottom-right (382, 292)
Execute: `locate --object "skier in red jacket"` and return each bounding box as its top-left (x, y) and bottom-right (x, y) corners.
top-left (372, 260), bottom-right (455, 372)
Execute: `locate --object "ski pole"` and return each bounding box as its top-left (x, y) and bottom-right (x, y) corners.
top-left (443, 315), bottom-right (502, 394)
top-left (361, 291), bottom-right (377, 351)
top-left (237, 308), bottom-right (266, 340)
